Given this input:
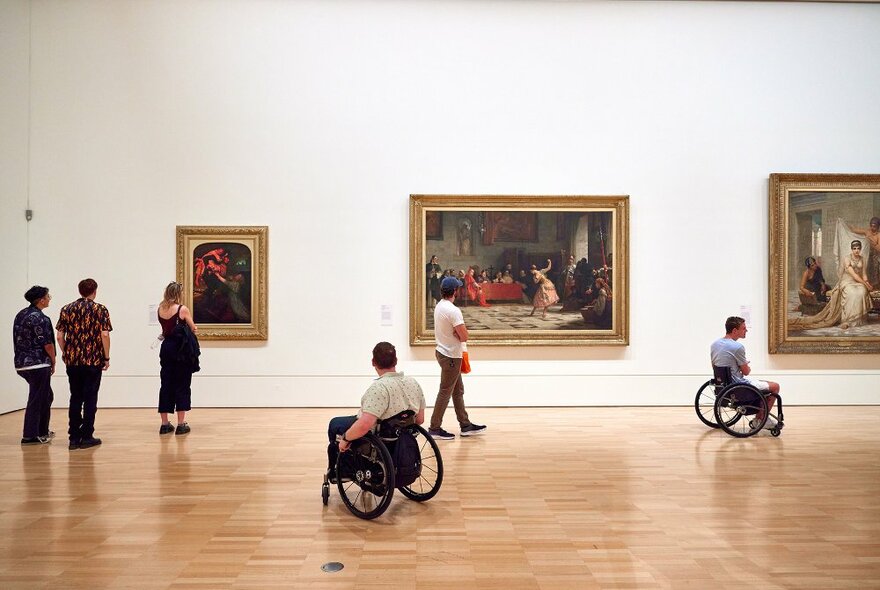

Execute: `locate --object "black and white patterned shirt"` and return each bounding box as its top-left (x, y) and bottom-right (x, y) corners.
top-left (13, 305), bottom-right (55, 370)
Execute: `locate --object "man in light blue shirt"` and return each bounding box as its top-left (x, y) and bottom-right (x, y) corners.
top-left (710, 316), bottom-right (780, 429)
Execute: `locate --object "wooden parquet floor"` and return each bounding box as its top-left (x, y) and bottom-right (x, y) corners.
top-left (1, 407), bottom-right (878, 589)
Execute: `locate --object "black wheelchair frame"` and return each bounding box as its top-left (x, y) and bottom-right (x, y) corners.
top-left (694, 366), bottom-right (785, 438)
top-left (321, 410), bottom-right (444, 519)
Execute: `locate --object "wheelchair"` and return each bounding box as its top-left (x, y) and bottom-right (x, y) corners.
top-left (694, 366), bottom-right (785, 438)
top-left (321, 410), bottom-right (444, 520)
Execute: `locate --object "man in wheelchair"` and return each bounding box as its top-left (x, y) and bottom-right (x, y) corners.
top-left (326, 342), bottom-right (426, 481)
top-left (710, 316), bottom-right (781, 431)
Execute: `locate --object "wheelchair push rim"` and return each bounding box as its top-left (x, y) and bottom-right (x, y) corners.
top-left (398, 424), bottom-right (444, 502)
top-left (335, 433), bottom-right (396, 520)
top-left (714, 384), bottom-right (769, 438)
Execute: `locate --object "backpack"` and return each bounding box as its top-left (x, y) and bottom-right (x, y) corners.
top-left (391, 429), bottom-right (421, 487)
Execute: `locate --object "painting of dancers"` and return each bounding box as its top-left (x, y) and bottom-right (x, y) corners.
top-left (410, 195), bottom-right (629, 346)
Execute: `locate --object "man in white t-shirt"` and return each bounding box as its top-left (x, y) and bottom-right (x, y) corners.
top-left (326, 342), bottom-right (426, 477)
top-left (710, 316), bottom-right (781, 430)
top-left (428, 276), bottom-right (486, 440)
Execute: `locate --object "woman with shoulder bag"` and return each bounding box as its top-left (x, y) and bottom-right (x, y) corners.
top-left (157, 282), bottom-right (199, 435)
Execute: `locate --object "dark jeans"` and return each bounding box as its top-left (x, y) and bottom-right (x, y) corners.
top-left (19, 367), bottom-right (54, 438)
top-left (158, 357), bottom-right (192, 413)
top-left (67, 365), bottom-right (102, 442)
top-left (327, 415), bottom-right (357, 472)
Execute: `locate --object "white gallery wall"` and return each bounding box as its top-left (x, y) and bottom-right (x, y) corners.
top-left (1, 0), bottom-right (32, 413)
top-left (2, 0), bottom-right (879, 412)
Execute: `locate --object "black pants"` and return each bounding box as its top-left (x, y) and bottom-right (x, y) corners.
top-left (158, 357), bottom-right (192, 413)
top-left (66, 365), bottom-right (102, 443)
top-left (19, 367), bottom-right (54, 438)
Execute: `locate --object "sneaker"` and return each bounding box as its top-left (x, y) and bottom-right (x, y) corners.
top-left (43, 431), bottom-right (56, 439)
top-left (428, 428), bottom-right (455, 440)
top-left (460, 423), bottom-right (487, 437)
top-left (159, 423), bottom-right (174, 435)
top-left (748, 417), bottom-right (777, 431)
top-left (79, 437), bottom-right (102, 449)
top-left (21, 436), bottom-right (51, 445)
top-left (175, 423), bottom-right (191, 435)
top-left (69, 440), bottom-right (80, 450)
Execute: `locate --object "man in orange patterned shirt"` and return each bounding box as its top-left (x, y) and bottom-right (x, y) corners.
top-left (56, 279), bottom-right (112, 450)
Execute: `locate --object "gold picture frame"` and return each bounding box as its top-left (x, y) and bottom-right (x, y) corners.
top-left (769, 173), bottom-right (880, 353)
top-left (176, 226), bottom-right (268, 341)
top-left (410, 195), bottom-right (629, 346)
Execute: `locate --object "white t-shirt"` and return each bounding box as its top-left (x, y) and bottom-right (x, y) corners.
top-left (434, 298), bottom-right (464, 358)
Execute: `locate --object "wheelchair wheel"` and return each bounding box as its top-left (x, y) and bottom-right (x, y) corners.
top-left (335, 433), bottom-right (395, 520)
top-left (714, 384), bottom-right (768, 438)
top-left (321, 482), bottom-right (329, 505)
top-left (696, 380), bottom-right (742, 429)
top-left (695, 379), bottom-right (721, 428)
top-left (398, 424), bottom-right (444, 502)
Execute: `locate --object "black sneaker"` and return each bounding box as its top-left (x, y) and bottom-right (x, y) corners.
top-left (69, 440), bottom-right (80, 450)
top-left (428, 428), bottom-right (455, 440)
top-left (79, 437), bottom-right (102, 449)
top-left (159, 423), bottom-right (174, 435)
top-left (21, 436), bottom-right (51, 445)
top-left (460, 423), bottom-right (487, 437)
top-left (175, 423), bottom-right (191, 435)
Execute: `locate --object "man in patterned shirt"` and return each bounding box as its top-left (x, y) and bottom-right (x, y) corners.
top-left (325, 342), bottom-right (425, 477)
top-left (13, 285), bottom-right (57, 444)
top-left (56, 278), bottom-right (113, 450)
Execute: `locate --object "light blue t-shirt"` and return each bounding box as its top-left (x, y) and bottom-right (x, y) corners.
top-left (710, 337), bottom-right (749, 382)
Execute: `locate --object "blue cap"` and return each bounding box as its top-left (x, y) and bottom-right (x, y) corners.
top-left (440, 276), bottom-right (463, 291)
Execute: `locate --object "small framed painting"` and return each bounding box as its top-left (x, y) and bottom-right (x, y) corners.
top-left (176, 225), bottom-right (268, 340)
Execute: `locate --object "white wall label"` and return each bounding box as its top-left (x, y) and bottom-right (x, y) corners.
top-left (148, 304), bottom-right (159, 326)
top-left (739, 305), bottom-right (752, 327)
top-left (380, 305), bottom-right (392, 326)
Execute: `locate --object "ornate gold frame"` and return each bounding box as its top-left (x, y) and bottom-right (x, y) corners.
top-left (410, 195), bottom-right (629, 346)
top-left (176, 226), bottom-right (268, 341)
top-left (769, 173), bottom-right (880, 354)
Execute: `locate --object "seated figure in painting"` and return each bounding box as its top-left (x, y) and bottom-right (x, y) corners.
top-left (580, 277), bottom-right (612, 327)
top-left (790, 240), bottom-right (874, 331)
top-left (849, 217), bottom-right (880, 287)
top-left (797, 256), bottom-right (829, 315)
top-left (464, 268), bottom-right (491, 307)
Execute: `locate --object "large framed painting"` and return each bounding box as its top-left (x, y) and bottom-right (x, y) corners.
top-left (410, 195), bottom-right (629, 346)
top-left (176, 226), bottom-right (268, 340)
top-left (769, 173), bottom-right (880, 353)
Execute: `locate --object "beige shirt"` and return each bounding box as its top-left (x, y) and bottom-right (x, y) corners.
top-left (359, 371), bottom-right (426, 420)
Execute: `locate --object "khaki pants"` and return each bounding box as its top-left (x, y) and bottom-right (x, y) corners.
top-left (430, 350), bottom-right (471, 430)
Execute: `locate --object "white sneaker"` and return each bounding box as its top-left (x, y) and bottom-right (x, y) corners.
top-left (748, 416), bottom-right (777, 430)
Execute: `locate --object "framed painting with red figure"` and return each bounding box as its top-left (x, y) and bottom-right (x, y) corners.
top-left (176, 226), bottom-right (268, 340)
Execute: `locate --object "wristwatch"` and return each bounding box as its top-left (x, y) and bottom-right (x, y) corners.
top-left (341, 434), bottom-right (350, 443)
